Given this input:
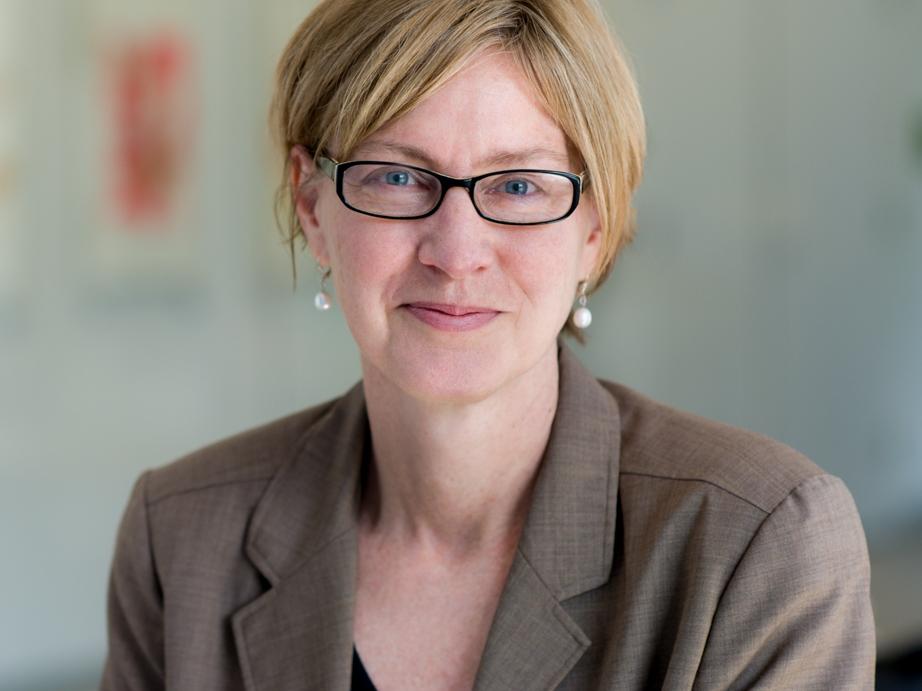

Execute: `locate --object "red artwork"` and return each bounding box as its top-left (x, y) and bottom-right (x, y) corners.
top-left (105, 31), bottom-right (196, 228)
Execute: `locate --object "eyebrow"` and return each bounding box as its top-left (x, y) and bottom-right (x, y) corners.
top-left (351, 140), bottom-right (573, 171)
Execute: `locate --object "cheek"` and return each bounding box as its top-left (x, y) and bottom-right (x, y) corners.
top-left (327, 218), bottom-right (412, 322)
top-left (501, 228), bottom-right (583, 313)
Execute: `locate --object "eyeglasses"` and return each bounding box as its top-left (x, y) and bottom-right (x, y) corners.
top-left (317, 155), bottom-right (584, 226)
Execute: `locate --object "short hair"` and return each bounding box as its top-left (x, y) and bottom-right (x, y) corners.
top-left (270, 0), bottom-right (645, 293)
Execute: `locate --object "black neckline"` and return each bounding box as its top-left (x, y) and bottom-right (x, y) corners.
top-left (351, 645), bottom-right (378, 691)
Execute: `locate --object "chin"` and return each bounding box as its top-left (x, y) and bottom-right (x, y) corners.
top-left (355, 312), bottom-right (563, 405)
top-left (388, 346), bottom-right (513, 405)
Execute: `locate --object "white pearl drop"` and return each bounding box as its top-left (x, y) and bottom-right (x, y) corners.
top-left (572, 306), bottom-right (592, 329)
top-left (314, 291), bottom-right (331, 311)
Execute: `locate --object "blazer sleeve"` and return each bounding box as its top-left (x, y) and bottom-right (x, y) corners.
top-left (693, 474), bottom-right (876, 690)
top-left (100, 471), bottom-right (165, 690)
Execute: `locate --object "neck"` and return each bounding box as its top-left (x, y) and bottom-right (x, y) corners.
top-left (359, 344), bottom-right (560, 561)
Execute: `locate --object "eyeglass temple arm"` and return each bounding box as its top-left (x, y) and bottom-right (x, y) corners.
top-left (317, 155), bottom-right (338, 180)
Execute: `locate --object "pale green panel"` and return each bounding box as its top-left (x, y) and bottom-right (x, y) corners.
top-left (588, 0), bottom-right (922, 541)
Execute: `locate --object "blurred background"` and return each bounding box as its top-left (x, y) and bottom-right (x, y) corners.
top-left (1, 0), bottom-right (920, 688)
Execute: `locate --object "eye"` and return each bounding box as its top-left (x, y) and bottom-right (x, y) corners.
top-left (484, 174), bottom-right (546, 199)
top-left (361, 165), bottom-right (432, 190)
top-left (503, 179), bottom-right (531, 195)
top-left (385, 170), bottom-right (411, 186)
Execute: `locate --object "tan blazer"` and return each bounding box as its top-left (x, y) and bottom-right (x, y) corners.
top-left (102, 345), bottom-right (875, 690)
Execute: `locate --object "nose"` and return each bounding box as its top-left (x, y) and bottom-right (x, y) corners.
top-left (416, 188), bottom-right (494, 279)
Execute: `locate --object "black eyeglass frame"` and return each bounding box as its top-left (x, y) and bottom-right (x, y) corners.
top-left (316, 155), bottom-right (584, 227)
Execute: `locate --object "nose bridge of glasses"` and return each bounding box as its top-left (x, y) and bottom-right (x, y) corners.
top-left (436, 172), bottom-right (477, 194)
top-left (431, 172), bottom-right (478, 211)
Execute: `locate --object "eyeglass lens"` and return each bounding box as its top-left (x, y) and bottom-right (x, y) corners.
top-left (340, 163), bottom-right (576, 224)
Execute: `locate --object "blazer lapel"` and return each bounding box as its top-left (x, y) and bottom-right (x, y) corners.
top-left (474, 345), bottom-right (621, 690)
top-left (232, 382), bottom-right (368, 691)
top-left (232, 528), bottom-right (358, 690)
top-left (472, 550), bottom-right (591, 690)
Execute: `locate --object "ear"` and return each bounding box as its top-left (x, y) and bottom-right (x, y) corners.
top-left (578, 203), bottom-right (603, 282)
top-left (289, 145), bottom-right (331, 266)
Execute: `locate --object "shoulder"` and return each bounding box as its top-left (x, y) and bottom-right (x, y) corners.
top-left (595, 376), bottom-right (869, 576)
top-left (600, 378), bottom-right (824, 514)
top-left (143, 395), bottom-right (342, 506)
top-left (594, 378), bottom-right (874, 684)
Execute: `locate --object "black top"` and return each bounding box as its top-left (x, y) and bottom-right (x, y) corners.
top-left (351, 646), bottom-right (378, 691)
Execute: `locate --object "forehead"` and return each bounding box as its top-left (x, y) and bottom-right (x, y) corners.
top-left (352, 51), bottom-right (573, 173)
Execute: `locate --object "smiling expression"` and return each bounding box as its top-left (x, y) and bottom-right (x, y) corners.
top-left (293, 51), bottom-right (602, 404)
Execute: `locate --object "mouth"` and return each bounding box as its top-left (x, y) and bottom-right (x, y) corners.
top-left (407, 302), bottom-right (497, 316)
top-left (401, 302), bottom-right (501, 332)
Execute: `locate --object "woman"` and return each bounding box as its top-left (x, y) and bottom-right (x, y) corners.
top-left (102, 1), bottom-right (875, 689)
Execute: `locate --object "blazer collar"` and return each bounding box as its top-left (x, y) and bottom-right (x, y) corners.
top-left (517, 343), bottom-right (621, 599)
top-left (243, 379), bottom-right (368, 585)
top-left (232, 343), bottom-right (620, 690)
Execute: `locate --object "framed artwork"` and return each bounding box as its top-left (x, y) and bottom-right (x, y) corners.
top-left (0, 1), bottom-right (24, 308)
top-left (75, 0), bottom-right (204, 293)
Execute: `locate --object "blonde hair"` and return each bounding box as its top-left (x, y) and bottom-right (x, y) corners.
top-left (270, 0), bottom-right (645, 293)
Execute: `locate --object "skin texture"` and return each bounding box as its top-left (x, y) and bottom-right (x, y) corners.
top-left (292, 50), bottom-right (602, 688)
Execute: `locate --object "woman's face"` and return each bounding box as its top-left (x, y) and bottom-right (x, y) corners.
top-left (293, 51), bottom-right (601, 404)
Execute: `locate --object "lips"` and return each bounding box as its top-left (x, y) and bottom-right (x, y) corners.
top-left (407, 302), bottom-right (495, 316)
top-left (402, 302), bottom-right (500, 332)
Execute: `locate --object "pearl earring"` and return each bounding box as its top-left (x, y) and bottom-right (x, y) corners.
top-left (572, 280), bottom-right (592, 329)
top-left (314, 266), bottom-right (332, 311)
